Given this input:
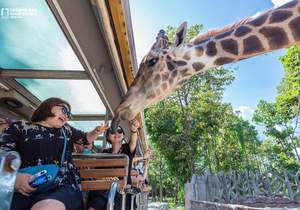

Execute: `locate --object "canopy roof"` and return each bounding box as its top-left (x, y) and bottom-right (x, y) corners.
top-left (0, 0), bottom-right (146, 150)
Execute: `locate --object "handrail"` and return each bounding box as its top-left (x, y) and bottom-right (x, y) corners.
top-left (107, 182), bottom-right (119, 210)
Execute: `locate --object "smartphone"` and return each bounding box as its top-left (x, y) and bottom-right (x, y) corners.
top-left (30, 170), bottom-right (49, 187)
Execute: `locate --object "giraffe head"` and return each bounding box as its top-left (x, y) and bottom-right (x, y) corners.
top-left (111, 0), bottom-right (300, 132)
top-left (111, 23), bottom-right (189, 131)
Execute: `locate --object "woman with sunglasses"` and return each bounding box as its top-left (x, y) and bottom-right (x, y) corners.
top-left (87, 119), bottom-right (140, 210)
top-left (0, 97), bottom-right (109, 210)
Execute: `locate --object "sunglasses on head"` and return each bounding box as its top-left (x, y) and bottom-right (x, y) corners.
top-left (58, 105), bottom-right (72, 119)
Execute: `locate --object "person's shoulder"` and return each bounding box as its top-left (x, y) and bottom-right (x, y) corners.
top-left (4, 120), bottom-right (32, 134)
top-left (11, 120), bottom-right (28, 129)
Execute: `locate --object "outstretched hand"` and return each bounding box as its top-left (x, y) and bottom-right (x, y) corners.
top-left (95, 123), bottom-right (109, 134)
top-left (144, 148), bottom-right (152, 160)
top-left (131, 119), bottom-right (140, 133)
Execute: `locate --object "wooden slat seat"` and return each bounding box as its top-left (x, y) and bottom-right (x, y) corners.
top-left (73, 154), bottom-right (129, 191)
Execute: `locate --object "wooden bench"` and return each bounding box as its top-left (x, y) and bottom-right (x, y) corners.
top-left (73, 153), bottom-right (129, 191)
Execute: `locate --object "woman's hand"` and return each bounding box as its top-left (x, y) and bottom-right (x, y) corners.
top-left (94, 123), bottom-right (109, 134)
top-left (15, 173), bottom-right (36, 196)
top-left (144, 149), bottom-right (152, 160)
top-left (131, 119), bottom-right (140, 133)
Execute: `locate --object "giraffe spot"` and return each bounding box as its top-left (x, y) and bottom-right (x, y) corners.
top-left (215, 29), bottom-right (234, 39)
top-left (269, 10), bottom-right (293, 24)
top-left (195, 45), bottom-right (204, 57)
top-left (183, 52), bottom-right (191, 60)
top-left (162, 72), bottom-right (169, 81)
top-left (278, 0), bottom-right (297, 9)
top-left (298, 7), bottom-right (300, 14)
top-left (175, 60), bottom-right (187, 66)
top-left (205, 41), bottom-right (217, 57)
top-left (220, 39), bottom-right (238, 55)
top-left (192, 62), bottom-right (205, 72)
top-left (162, 83), bottom-right (168, 90)
top-left (243, 35), bottom-right (264, 55)
top-left (289, 17), bottom-right (300, 41)
top-left (166, 61), bottom-right (176, 71)
top-left (146, 81), bottom-right (153, 90)
top-left (146, 91), bottom-right (156, 99)
top-left (180, 68), bottom-right (191, 77)
top-left (169, 78), bottom-right (174, 85)
top-left (171, 70), bottom-right (178, 78)
top-left (234, 26), bottom-right (252, 37)
top-left (259, 26), bottom-right (288, 49)
top-left (153, 74), bottom-right (161, 85)
top-left (248, 14), bottom-right (268, 27)
top-left (193, 38), bottom-right (209, 45)
top-left (156, 89), bottom-right (161, 96)
top-left (140, 87), bottom-right (146, 95)
top-left (214, 57), bottom-right (235, 65)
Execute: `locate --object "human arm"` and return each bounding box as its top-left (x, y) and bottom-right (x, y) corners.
top-left (86, 123), bottom-right (109, 144)
top-left (133, 148), bottom-right (152, 164)
top-left (70, 123), bottom-right (109, 146)
top-left (0, 121), bottom-right (36, 196)
top-left (129, 119), bottom-right (140, 154)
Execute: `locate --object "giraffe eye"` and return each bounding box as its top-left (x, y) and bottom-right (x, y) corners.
top-left (148, 57), bottom-right (158, 67)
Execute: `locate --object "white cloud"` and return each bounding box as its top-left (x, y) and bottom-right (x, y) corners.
top-left (58, 43), bottom-right (83, 70)
top-left (234, 106), bottom-right (254, 120)
top-left (271, 0), bottom-right (292, 7)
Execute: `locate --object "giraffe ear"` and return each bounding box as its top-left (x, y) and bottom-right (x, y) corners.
top-left (175, 22), bottom-right (187, 47)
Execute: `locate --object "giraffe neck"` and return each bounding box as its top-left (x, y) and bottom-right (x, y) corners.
top-left (176, 0), bottom-right (300, 79)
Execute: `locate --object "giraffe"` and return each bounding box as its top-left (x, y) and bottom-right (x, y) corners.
top-left (111, 0), bottom-right (300, 132)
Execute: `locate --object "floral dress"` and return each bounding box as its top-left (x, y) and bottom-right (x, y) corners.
top-left (0, 120), bottom-right (88, 190)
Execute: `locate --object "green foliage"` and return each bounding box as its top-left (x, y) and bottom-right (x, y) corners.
top-left (253, 45), bottom-right (300, 173)
top-left (145, 24), bottom-right (261, 204)
top-left (166, 24), bottom-right (203, 43)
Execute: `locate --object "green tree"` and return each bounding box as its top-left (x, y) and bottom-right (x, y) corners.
top-left (253, 45), bottom-right (300, 172)
top-left (145, 24), bottom-right (260, 204)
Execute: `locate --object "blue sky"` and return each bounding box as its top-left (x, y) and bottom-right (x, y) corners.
top-left (130, 0), bottom-right (291, 120)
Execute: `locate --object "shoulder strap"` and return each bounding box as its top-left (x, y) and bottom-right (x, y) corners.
top-left (60, 128), bottom-right (67, 166)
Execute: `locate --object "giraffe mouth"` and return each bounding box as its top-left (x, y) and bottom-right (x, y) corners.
top-left (111, 103), bottom-right (133, 134)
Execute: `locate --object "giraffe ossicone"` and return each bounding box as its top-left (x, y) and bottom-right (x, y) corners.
top-left (111, 0), bottom-right (300, 132)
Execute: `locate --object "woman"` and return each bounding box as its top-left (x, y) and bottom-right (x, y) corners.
top-left (133, 148), bottom-right (151, 192)
top-left (0, 97), bottom-right (108, 210)
top-left (87, 119), bottom-right (140, 210)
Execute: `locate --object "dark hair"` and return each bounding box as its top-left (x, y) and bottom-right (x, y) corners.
top-left (105, 126), bottom-right (125, 144)
top-left (31, 97), bottom-right (71, 123)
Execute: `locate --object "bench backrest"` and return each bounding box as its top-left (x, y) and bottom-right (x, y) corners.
top-left (73, 154), bottom-right (129, 191)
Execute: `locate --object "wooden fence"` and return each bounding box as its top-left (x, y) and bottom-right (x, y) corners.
top-left (185, 169), bottom-right (300, 210)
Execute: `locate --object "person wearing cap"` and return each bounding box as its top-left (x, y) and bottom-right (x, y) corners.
top-left (87, 119), bottom-right (140, 210)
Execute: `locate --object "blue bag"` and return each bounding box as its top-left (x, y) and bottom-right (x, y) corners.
top-left (18, 129), bottom-right (67, 193)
